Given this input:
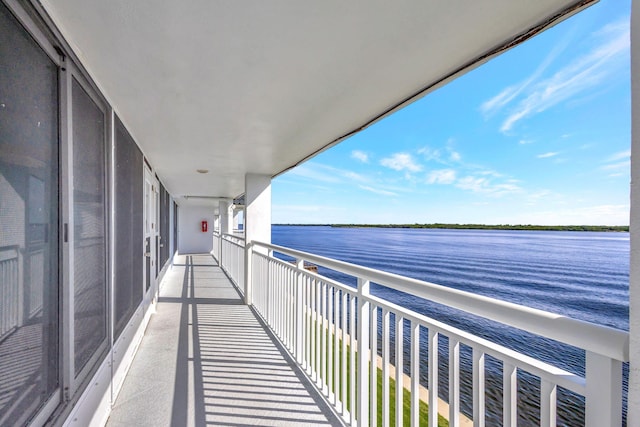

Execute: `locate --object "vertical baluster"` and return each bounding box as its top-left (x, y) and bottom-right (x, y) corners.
top-left (291, 268), bottom-right (296, 350)
top-left (540, 379), bottom-right (557, 427)
top-left (428, 329), bottom-right (438, 427)
top-left (350, 293), bottom-right (357, 426)
top-left (273, 262), bottom-right (278, 331)
top-left (293, 260), bottom-right (304, 365)
top-left (357, 278), bottom-right (371, 427)
top-left (266, 259), bottom-right (271, 325)
top-left (285, 265), bottom-right (289, 346)
top-left (410, 322), bottom-right (420, 427)
top-left (280, 265), bottom-right (284, 339)
top-left (310, 277), bottom-right (316, 380)
top-left (290, 267), bottom-right (295, 349)
top-left (273, 262), bottom-right (278, 329)
top-left (276, 264), bottom-right (281, 337)
top-left (305, 275), bottom-right (311, 373)
top-left (316, 279), bottom-right (322, 385)
top-left (327, 285), bottom-right (334, 398)
top-left (472, 349), bottom-right (485, 427)
top-left (503, 363), bottom-right (517, 427)
top-left (370, 304), bottom-right (378, 427)
top-left (333, 287), bottom-right (340, 406)
top-left (321, 280), bottom-right (328, 393)
top-left (279, 264), bottom-right (283, 337)
top-left (341, 289), bottom-right (348, 418)
top-left (396, 315), bottom-right (404, 427)
top-left (382, 309), bottom-right (391, 427)
top-left (283, 266), bottom-right (288, 346)
top-left (449, 339), bottom-right (460, 427)
top-left (287, 267), bottom-right (292, 349)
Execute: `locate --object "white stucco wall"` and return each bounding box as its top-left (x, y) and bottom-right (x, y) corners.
top-left (178, 205), bottom-right (215, 254)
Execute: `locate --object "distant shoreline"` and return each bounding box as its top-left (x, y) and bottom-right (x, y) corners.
top-left (272, 223), bottom-right (629, 232)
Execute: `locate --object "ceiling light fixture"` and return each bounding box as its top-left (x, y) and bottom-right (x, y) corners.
top-left (196, 169), bottom-right (209, 174)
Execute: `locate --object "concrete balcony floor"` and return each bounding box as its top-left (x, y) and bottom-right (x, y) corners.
top-left (106, 254), bottom-right (341, 427)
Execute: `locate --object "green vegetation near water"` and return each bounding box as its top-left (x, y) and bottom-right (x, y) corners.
top-left (274, 223), bottom-right (628, 232)
top-left (309, 320), bottom-right (449, 426)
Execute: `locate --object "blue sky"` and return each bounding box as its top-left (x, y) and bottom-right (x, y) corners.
top-left (273, 0), bottom-right (631, 225)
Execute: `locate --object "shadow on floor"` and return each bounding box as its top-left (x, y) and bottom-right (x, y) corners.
top-left (167, 254), bottom-right (342, 427)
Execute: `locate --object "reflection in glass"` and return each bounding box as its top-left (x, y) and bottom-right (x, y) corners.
top-left (0, 3), bottom-right (59, 425)
top-left (72, 78), bottom-right (107, 376)
top-left (114, 117), bottom-right (144, 339)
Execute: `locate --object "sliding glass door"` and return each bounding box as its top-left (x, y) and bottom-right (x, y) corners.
top-left (0, 3), bottom-right (60, 425)
top-left (70, 75), bottom-right (109, 383)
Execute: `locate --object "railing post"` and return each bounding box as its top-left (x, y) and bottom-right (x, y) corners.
top-left (585, 351), bottom-right (622, 427)
top-left (267, 249), bottom-right (272, 325)
top-left (295, 258), bottom-right (304, 364)
top-left (244, 241), bottom-right (252, 305)
top-left (357, 277), bottom-right (370, 427)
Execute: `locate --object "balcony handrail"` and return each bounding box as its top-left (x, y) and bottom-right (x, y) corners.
top-left (251, 240), bottom-right (629, 362)
top-left (255, 251), bottom-right (587, 394)
top-left (221, 232), bottom-right (245, 246)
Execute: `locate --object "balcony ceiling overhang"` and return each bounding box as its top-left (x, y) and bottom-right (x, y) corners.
top-left (40, 0), bottom-right (594, 201)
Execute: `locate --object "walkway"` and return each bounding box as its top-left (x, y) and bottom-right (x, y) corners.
top-left (106, 254), bottom-right (341, 427)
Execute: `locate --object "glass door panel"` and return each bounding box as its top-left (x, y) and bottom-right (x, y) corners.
top-left (0, 3), bottom-right (60, 424)
top-left (71, 77), bottom-right (108, 378)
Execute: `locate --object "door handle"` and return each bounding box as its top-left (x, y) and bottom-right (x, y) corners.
top-left (144, 252), bottom-right (151, 257)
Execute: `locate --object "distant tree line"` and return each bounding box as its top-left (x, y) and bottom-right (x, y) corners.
top-left (325, 223), bottom-right (629, 232)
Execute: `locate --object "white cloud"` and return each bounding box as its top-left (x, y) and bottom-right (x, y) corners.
top-left (358, 185), bottom-right (398, 197)
top-left (343, 171), bottom-right (368, 182)
top-left (449, 151), bottom-right (461, 162)
top-left (537, 152), bottom-right (560, 159)
top-left (606, 149), bottom-right (630, 162)
top-left (380, 153), bottom-right (422, 172)
top-left (483, 18), bottom-right (629, 133)
top-left (601, 160), bottom-right (630, 171)
top-left (455, 175), bottom-right (522, 196)
top-left (288, 163), bottom-right (342, 183)
top-left (519, 204), bottom-right (629, 225)
top-left (519, 139), bottom-right (534, 145)
top-left (417, 146), bottom-right (442, 163)
top-left (601, 149), bottom-right (631, 173)
top-left (481, 32), bottom-right (572, 117)
top-left (351, 150), bottom-right (369, 163)
top-left (427, 169), bottom-right (457, 184)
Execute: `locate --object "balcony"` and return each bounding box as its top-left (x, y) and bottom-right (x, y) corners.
top-left (1, 1), bottom-right (637, 426)
top-left (108, 233), bottom-right (629, 426)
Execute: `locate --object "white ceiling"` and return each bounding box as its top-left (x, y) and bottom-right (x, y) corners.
top-left (41, 0), bottom-right (594, 200)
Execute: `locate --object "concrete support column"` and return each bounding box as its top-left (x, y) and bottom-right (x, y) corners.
top-left (218, 200), bottom-right (230, 263)
top-left (630, 3), bottom-right (639, 424)
top-left (226, 204), bottom-right (234, 232)
top-left (244, 174), bottom-right (271, 305)
top-left (219, 201), bottom-right (230, 235)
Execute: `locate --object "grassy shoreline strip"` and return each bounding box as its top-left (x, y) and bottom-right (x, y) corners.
top-left (306, 310), bottom-right (473, 426)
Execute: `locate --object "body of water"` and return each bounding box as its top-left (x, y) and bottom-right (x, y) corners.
top-left (272, 225), bottom-right (630, 426)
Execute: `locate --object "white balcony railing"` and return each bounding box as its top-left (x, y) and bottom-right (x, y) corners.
top-left (244, 241), bottom-right (628, 427)
top-left (212, 231), bottom-right (220, 262)
top-left (220, 233), bottom-right (245, 293)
